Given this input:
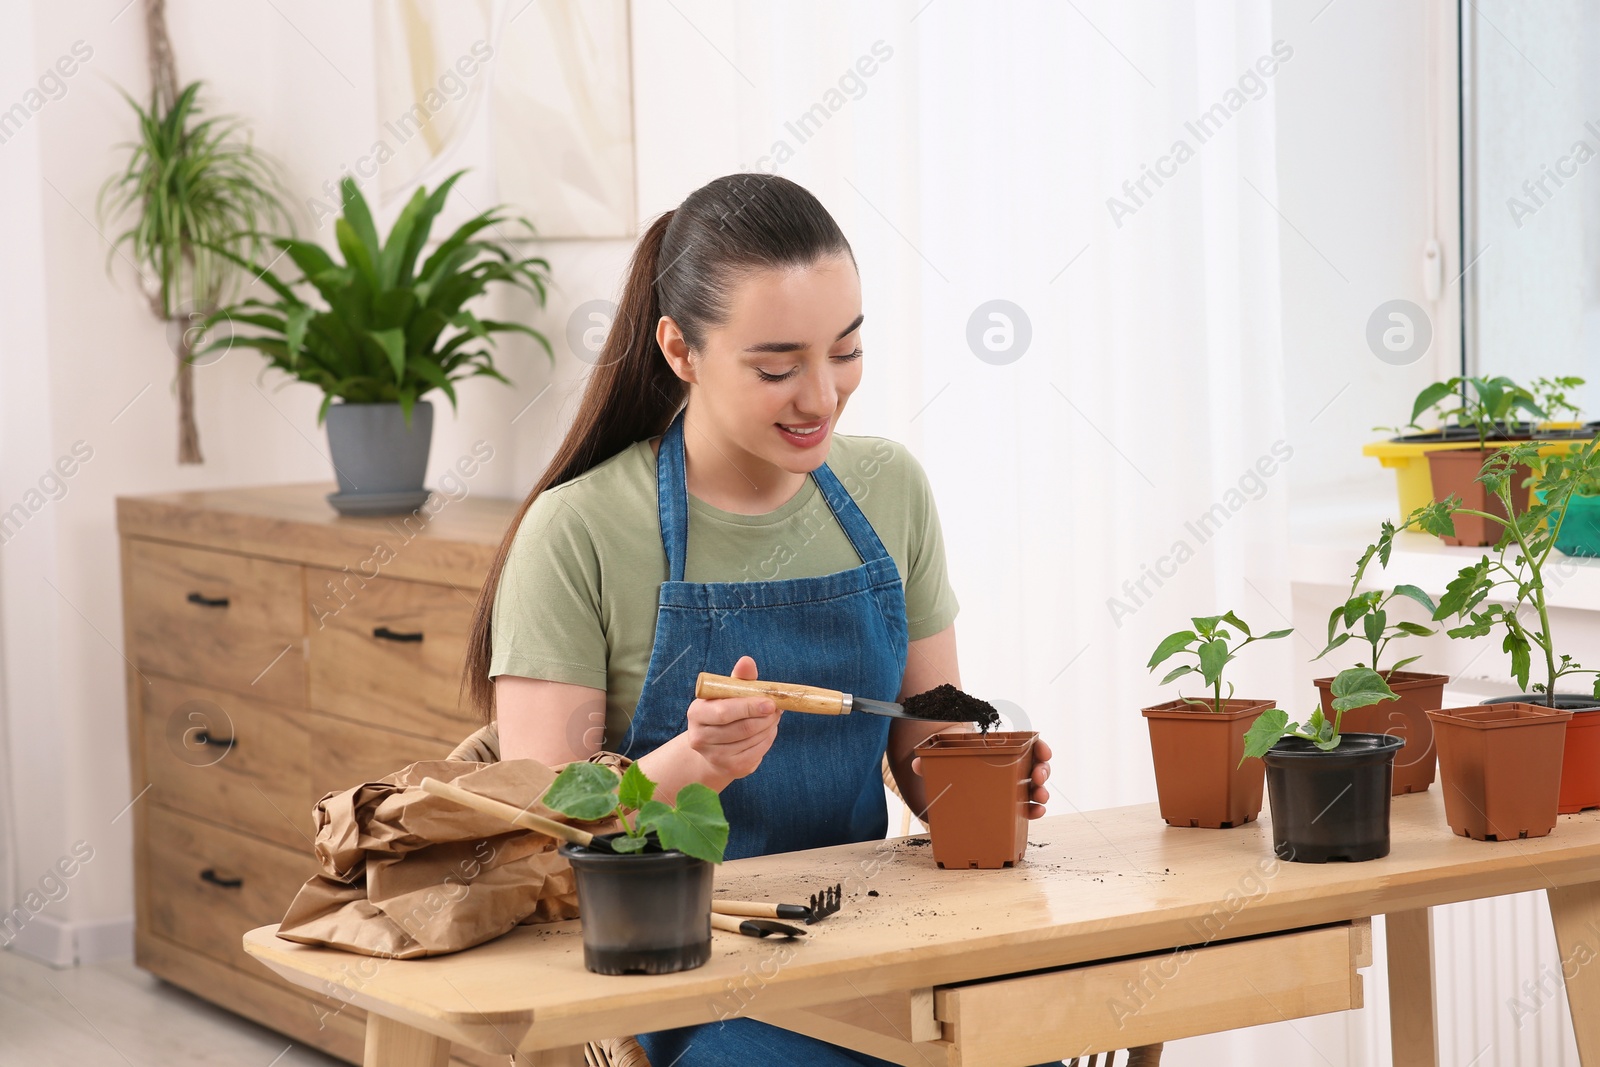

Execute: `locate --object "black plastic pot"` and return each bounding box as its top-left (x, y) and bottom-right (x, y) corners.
top-left (1262, 734), bottom-right (1404, 863)
top-left (560, 833), bottom-right (713, 975)
top-left (1480, 693), bottom-right (1600, 710)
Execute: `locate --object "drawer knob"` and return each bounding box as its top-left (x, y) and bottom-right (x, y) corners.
top-left (373, 626), bottom-right (424, 643)
top-left (185, 592), bottom-right (230, 609)
top-left (199, 868), bottom-right (243, 889)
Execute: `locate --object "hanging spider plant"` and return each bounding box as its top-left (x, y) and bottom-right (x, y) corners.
top-left (98, 80), bottom-right (294, 464)
top-left (201, 170), bottom-right (553, 427)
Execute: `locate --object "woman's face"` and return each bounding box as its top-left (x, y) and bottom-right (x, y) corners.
top-left (662, 253), bottom-right (864, 476)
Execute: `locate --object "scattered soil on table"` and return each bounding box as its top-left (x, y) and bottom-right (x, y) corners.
top-left (902, 684), bottom-right (1001, 731)
top-left (867, 890), bottom-right (879, 897)
top-left (902, 838), bottom-right (931, 847)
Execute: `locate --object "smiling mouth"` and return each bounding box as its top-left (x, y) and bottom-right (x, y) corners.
top-left (777, 420), bottom-right (826, 435)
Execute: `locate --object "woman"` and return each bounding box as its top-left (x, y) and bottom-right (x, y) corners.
top-left (463, 173), bottom-right (1054, 1066)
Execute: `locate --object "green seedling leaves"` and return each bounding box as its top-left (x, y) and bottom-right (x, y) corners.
top-left (543, 762), bottom-right (621, 821)
top-left (1330, 666), bottom-right (1399, 713)
top-left (608, 834), bottom-right (649, 854)
top-left (1149, 611), bottom-right (1292, 713)
top-left (540, 761), bottom-right (729, 863)
top-left (1242, 709), bottom-right (1289, 762)
top-left (644, 784), bottom-right (730, 864)
top-left (1239, 668), bottom-right (1397, 764)
top-left (617, 761), bottom-right (655, 811)
top-left (1160, 665), bottom-right (1196, 686)
top-left (1148, 631), bottom-right (1197, 669)
top-left (1197, 639), bottom-right (1232, 687)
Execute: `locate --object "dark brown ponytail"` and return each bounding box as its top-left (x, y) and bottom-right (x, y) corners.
top-left (462, 172), bottom-right (854, 720)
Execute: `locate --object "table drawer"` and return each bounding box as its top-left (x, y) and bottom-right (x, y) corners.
top-left (126, 539), bottom-right (305, 704)
top-left (933, 921), bottom-right (1369, 1065)
top-left (141, 677), bottom-right (313, 849)
top-left (145, 806), bottom-right (315, 974)
top-left (307, 712), bottom-right (457, 805)
top-left (305, 568), bottom-right (478, 739)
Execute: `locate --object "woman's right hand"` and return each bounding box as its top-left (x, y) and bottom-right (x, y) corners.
top-left (685, 654), bottom-right (781, 781)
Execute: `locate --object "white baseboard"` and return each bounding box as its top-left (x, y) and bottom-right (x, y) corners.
top-left (1, 913), bottom-right (133, 968)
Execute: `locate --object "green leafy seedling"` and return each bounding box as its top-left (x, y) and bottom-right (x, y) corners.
top-left (1390, 375), bottom-right (1545, 450)
top-left (1240, 667), bottom-right (1399, 762)
top-left (1148, 611), bottom-right (1293, 714)
top-left (1381, 437), bottom-right (1600, 702)
top-left (1531, 376), bottom-right (1586, 425)
top-left (1316, 539), bottom-right (1439, 674)
top-left (542, 761), bottom-right (730, 864)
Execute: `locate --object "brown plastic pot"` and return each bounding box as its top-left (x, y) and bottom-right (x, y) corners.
top-left (913, 730), bottom-right (1037, 869)
top-left (1480, 694), bottom-right (1600, 814)
top-left (1425, 449), bottom-right (1533, 546)
top-left (1427, 704), bottom-right (1573, 840)
top-left (1313, 671), bottom-right (1448, 795)
top-left (1140, 699), bottom-right (1273, 828)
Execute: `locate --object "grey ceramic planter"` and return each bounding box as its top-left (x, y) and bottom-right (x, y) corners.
top-left (323, 401), bottom-right (433, 515)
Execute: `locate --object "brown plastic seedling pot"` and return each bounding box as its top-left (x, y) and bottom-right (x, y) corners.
top-left (1313, 671), bottom-right (1447, 795)
top-left (1559, 709), bottom-right (1600, 813)
top-left (1425, 450), bottom-right (1533, 547)
top-left (1140, 699), bottom-right (1272, 828)
top-left (913, 730), bottom-right (1037, 869)
top-left (1427, 704), bottom-right (1573, 840)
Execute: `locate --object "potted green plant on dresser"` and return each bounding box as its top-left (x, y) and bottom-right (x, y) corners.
top-left (205, 171), bottom-right (554, 515)
top-left (1242, 668), bottom-right (1404, 862)
top-left (1313, 542), bottom-right (1448, 795)
top-left (1141, 612), bottom-right (1291, 829)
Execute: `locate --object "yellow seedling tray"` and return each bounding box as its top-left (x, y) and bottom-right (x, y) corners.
top-left (1364, 436), bottom-right (1589, 519)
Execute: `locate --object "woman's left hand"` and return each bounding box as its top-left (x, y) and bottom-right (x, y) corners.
top-left (1025, 737), bottom-right (1052, 820)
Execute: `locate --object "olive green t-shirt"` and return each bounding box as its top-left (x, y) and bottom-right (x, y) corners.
top-left (488, 432), bottom-right (960, 748)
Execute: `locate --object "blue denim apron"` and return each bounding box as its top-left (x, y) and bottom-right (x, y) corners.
top-left (617, 409), bottom-right (909, 860)
top-left (629, 413), bottom-right (1059, 1067)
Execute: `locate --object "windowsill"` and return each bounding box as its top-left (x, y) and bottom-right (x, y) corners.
top-left (1289, 479), bottom-right (1600, 612)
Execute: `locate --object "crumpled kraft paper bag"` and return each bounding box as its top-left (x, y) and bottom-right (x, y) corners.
top-left (276, 754), bottom-right (625, 959)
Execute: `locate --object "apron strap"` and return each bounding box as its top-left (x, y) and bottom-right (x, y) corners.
top-left (656, 409), bottom-right (895, 582)
top-left (657, 411), bottom-right (692, 583)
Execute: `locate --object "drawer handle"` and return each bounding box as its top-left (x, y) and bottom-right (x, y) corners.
top-left (199, 868), bottom-right (242, 889)
top-left (191, 730), bottom-right (236, 751)
top-left (186, 592), bottom-right (230, 608)
top-left (373, 626), bottom-right (424, 643)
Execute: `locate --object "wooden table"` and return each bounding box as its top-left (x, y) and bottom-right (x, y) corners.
top-left (243, 790), bottom-right (1600, 1066)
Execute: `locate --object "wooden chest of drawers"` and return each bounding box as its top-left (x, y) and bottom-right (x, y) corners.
top-left (117, 483), bottom-right (521, 1067)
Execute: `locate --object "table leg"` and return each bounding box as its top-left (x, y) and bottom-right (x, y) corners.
top-left (1548, 882), bottom-right (1600, 1065)
top-left (1385, 908), bottom-right (1439, 1067)
top-left (364, 1014), bottom-right (450, 1067)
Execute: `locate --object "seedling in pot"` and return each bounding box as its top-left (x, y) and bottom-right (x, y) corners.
top-left (1241, 667), bottom-right (1399, 760)
top-left (1147, 612), bottom-right (1293, 714)
top-left (543, 762), bottom-right (729, 863)
top-left (1317, 544), bottom-right (1438, 674)
top-left (1531, 376), bottom-right (1586, 426)
top-left (1390, 375), bottom-right (1545, 449)
top-left (1394, 440), bottom-right (1600, 702)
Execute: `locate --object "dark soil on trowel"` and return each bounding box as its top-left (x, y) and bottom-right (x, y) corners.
top-left (902, 684), bottom-right (1001, 731)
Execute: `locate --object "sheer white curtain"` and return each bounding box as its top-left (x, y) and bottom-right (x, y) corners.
top-left (714, 3), bottom-right (1297, 798)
